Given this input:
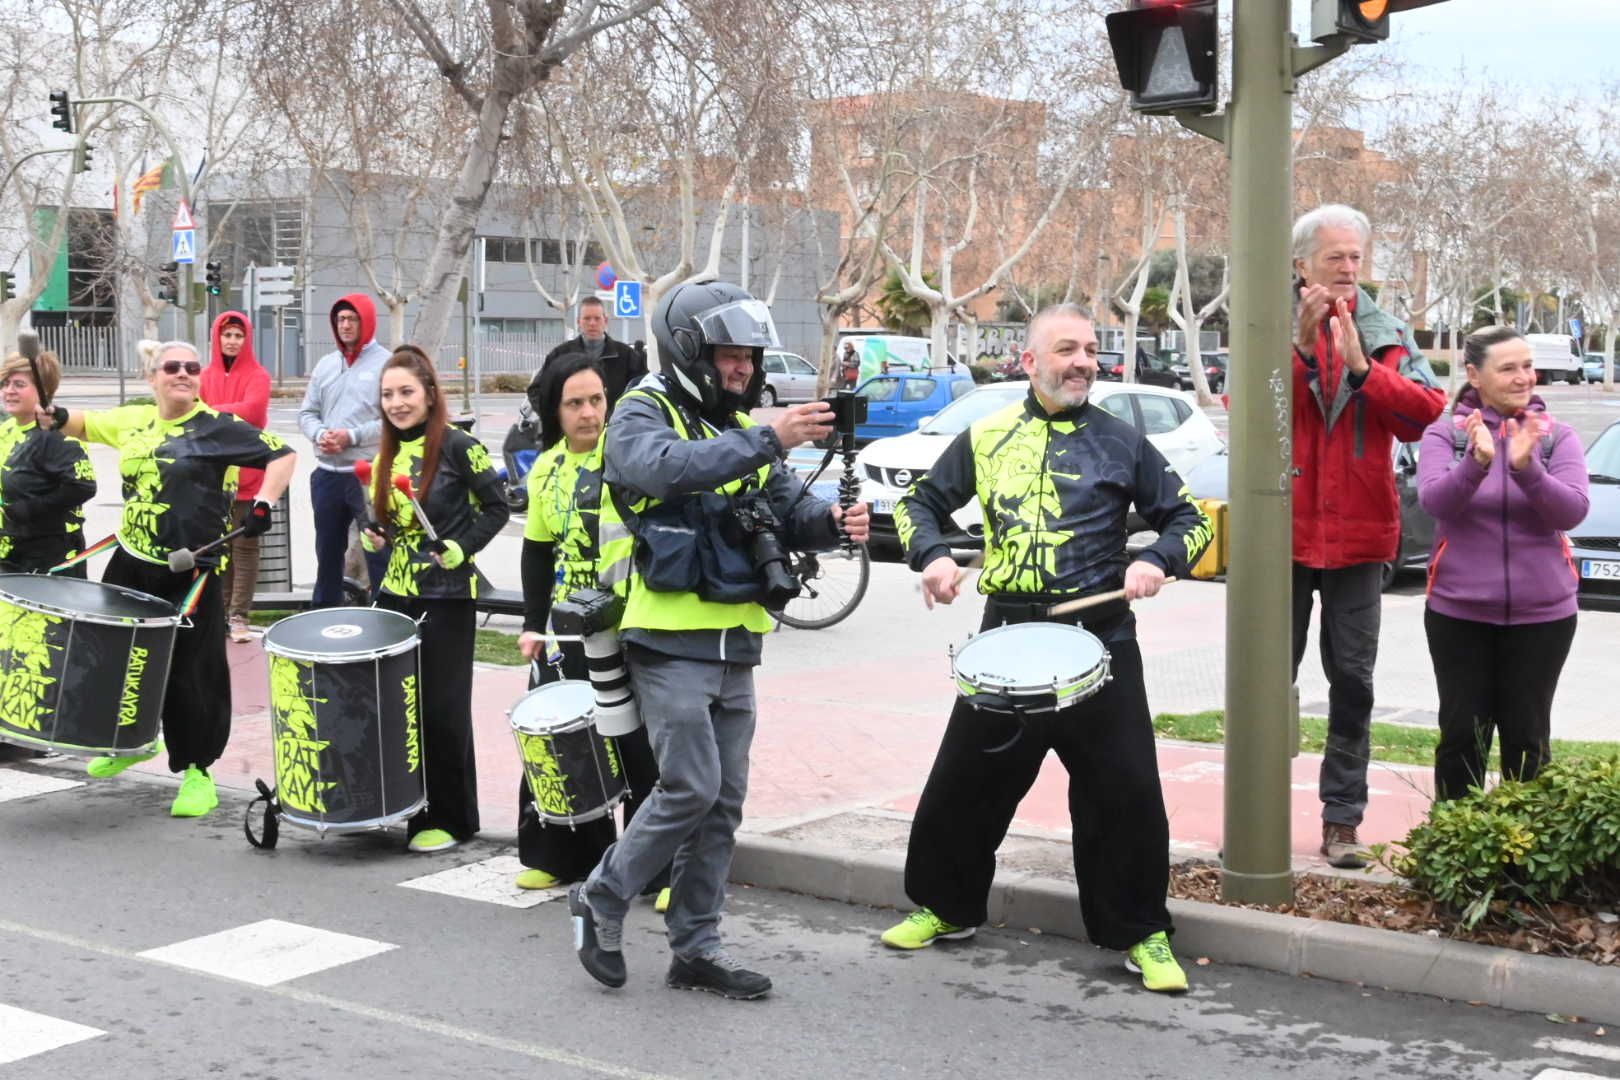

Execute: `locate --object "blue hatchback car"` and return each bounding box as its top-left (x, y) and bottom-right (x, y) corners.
top-left (853, 371), bottom-right (976, 443)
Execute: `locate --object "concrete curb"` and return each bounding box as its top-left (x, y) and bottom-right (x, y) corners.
top-left (730, 833), bottom-right (1620, 1025)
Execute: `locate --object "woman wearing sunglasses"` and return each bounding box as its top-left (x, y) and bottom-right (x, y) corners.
top-left (0, 347), bottom-right (96, 575)
top-left (41, 339), bottom-right (296, 818)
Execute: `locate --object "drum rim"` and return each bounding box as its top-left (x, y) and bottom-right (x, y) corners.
top-left (262, 607), bottom-right (420, 662)
top-left (0, 730), bottom-right (163, 757)
top-left (0, 578), bottom-right (181, 628)
top-left (278, 795), bottom-right (428, 833)
top-left (952, 622), bottom-right (1108, 694)
top-left (506, 679), bottom-right (597, 734)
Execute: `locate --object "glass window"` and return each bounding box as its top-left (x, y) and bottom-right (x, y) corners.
top-left (1171, 398), bottom-right (1193, 423)
top-left (786, 355), bottom-right (817, 375)
top-left (1137, 394), bottom-right (1184, 435)
top-left (858, 377), bottom-right (901, 402)
top-left (762, 354), bottom-right (784, 373)
top-left (921, 386), bottom-right (1025, 434)
top-left (902, 378), bottom-right (938, 402)
top-left (950, 379), bottom-right (974, 399)
top-left (1096, 393), bottom-right (1136, 426)
top-left (1587, 425), bottom-right (1620, 478)
top-left (533, 239), bottom-right (563, 265)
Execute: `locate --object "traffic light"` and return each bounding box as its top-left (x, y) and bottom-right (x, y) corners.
top-left (72, 141), bottom-right (93, 173)
top-left (1311, 0), bottom-right (1454, 45)
top-left (1105, 1), bottom-right (1219, 115)
top-left (157, 262), bottom-right (179, 303)
top-left (48, 91), bottom-right (73, 134)
top-left (0, 272), bottom-right (14, 303)
top-left (204, 261), bottom-right (222, 296)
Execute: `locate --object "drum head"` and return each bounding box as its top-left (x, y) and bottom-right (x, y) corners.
top-left (0, 573), bottom-right (176, 622)
top-left (510, 680), bottom-right (595, 735)
top-left (263, 607), bottom-right (418, 661)
top-left (953, 622), bottom-right (1106, 691)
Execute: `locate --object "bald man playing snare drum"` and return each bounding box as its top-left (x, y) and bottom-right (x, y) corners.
top-left (884, 303), bottom-right (1212, 993)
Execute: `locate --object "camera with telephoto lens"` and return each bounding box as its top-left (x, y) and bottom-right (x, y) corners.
top-left (730, 492), bottom-right (799, 610)
top-left (822, 390), bottom-right (868, 436)
top-left (550, 587), bottom-right (624, 637)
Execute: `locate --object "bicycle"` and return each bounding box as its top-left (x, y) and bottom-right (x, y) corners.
top-left (774, 545), bottom-right (870, 630)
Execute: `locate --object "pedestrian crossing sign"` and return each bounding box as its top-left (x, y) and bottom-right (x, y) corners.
top-left (171, 229), bottom-right (197, 264)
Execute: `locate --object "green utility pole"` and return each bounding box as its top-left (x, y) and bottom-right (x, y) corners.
top-left (1218, 0), bottom-right (1298, 907)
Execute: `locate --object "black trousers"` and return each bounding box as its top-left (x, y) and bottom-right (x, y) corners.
top-left (517, 643), bottom-right (664, 886)
top-left (377, 595), bottom-right (480, 840)
top-left (103, 550), bottom-right (229, 773)
top-left (905, 618), bottom-right (1171, 951)
top-left (1291, 562), bottom-right (1383, 827)
top-left (1425, 607), bottom-right (1577, 802)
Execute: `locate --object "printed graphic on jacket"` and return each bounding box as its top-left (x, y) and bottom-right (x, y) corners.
top-left (372, 428), bottom-right (509, 599)
top-left (525, 440), bottom-right (603, 608)
top-left (0, 418), bottom-right (95, 565)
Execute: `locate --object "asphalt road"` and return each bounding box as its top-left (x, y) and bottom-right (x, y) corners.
top-left (1, 763), bottom-right (1616, 1080)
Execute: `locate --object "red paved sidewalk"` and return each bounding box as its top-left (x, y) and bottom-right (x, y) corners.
top-left (112, 633), bottom-right (1441, 871)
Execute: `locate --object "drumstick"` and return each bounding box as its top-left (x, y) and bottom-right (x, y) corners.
top-left (392, 474), bottom-right (440, 542)
top-left (1046, 577), bottom-right (1177, 618)
top-left (352, 461), bottom-right (385, 532)
top-left (917, 549), bottom-right (985, 598)
top-left (168, 523), bottom-right (251, 573)
top-left (17, 330), bottom-right (48, 408)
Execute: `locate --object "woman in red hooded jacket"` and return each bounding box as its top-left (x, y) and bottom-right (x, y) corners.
top-left (199, 311), bottom-right (273, 642)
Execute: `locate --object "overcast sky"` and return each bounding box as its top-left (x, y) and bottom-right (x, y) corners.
top-left (1375, 0), bottom-right (1615, 94)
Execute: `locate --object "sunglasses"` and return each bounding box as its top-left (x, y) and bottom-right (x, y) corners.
top-left (160, 360), bottom-right (202, 376)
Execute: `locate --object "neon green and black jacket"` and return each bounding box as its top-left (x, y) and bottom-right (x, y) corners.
top-left (0, 418), bottom-right (95, 568)
top-left (82, 402), bottom-right (291, 568)
top-left (895, 391), bottom-right (1212, 641)
top-left (521, 435), bottom-right (603, 633)
top-left (597, 376), bottom-right (839, 665)
top-left (369, 425), bottom-right (510, 600)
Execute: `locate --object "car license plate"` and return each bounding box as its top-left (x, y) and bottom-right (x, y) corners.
top-left (1581, 559), bottom-right (1620, 580)
top-left (874, 497), bottom-right (898, 515)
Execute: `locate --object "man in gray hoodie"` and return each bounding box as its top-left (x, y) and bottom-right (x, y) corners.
top-left (297, 293), bottom-right (391, 606)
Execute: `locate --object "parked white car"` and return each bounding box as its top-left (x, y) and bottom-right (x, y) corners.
top-left (859, 381), bottom-right (1224, 550)
top-left (760, 350), bottom-right (821, 405)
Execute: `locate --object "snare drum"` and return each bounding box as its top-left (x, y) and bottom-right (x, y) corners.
top-left (951, 622), bottom-right (1111, 715)
top-left (262, 608), bottom-right (424, 833)
top-left (508, 680), bottom-right (627, 826)
top-left (0, 574), bottom-right (179, 757)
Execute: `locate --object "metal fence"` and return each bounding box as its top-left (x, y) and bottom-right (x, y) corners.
top-left (37, 325), bottom-right (127, 373)
top-left (476, 329), bottom-right (568, 375)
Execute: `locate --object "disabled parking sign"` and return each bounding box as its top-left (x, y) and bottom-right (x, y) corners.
top-left (614, 280), bottom-right (642, 319)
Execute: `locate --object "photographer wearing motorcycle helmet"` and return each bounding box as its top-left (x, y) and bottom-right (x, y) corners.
top-left (568, 281), bottom-right (869, 1000)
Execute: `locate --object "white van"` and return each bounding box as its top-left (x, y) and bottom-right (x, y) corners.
top-left (835, 332), bottom-right (932, 382)
top-left (1525, 333), bottom-right (1581, 386)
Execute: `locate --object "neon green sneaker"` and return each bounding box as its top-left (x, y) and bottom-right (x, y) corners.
top-left (1125, 931), bottom-right (1188, 993)
top-left (169, 766), bottom-right (218, 818)
top-left (408, 828), bottom-right (458, 853)
top-left (654, 887), bottom-right (671, 913)
top-left (86, 741), bottom-right (164, 778)
top-left (880, 908), bottom-right (977, 950)
top-left (515, 868), bottom-right (561, 890)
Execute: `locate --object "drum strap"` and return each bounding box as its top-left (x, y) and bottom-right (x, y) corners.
top-left (47, 533), bottom-right (117, 574)
top-left (244, 778), bottom-right (281, 850)
top-left (178, 571), bottom-right (209, 618)
top-left (975, 697), bottom-right (1029, 755)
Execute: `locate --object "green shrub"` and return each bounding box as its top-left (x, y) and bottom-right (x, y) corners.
top-left (485, 373), bottom-right (530, 393)
top-left (1390, 757), bottom-right (1620, 926)
top-left (1430, 358), bottom-right (1451, 377)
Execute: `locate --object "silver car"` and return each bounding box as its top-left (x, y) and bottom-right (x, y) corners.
top-left (760, 350), bottom-right (821, 406)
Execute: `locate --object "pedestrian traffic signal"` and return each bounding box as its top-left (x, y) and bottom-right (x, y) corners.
top-left (157, 262), bottom-right (179, 303)
top-left (1311, 0), bottom-right (1453, 45)
top-left (0, 272), bottom-right (14, 303)
top-left (48, 91), bottom-right (73, 134)
top-left (204, 261), bottom-right (222, 296)
top-left (1105, 0), bottom-right (1219, 115)
top-left (72, 141), bottom-right (93, 173)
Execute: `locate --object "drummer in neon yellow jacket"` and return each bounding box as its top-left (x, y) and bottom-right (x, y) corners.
top-left (0, 348), bottom-right (95, 575)
top-left (42, 339), bottom-right (295, 818)
top-left (360, 345), bottom-right (509, 854)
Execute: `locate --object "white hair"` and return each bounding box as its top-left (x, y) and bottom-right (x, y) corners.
top-left (140, 339), bottom-right (200, 377)
top-left (1291, 204), bottom-right (1371, 263)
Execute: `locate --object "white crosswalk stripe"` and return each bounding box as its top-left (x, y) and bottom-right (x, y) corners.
top-left (0, 1002), bottom-right (104, 1065)
top-left (1536, 1038), bottom-right (1620, 1064)
top-left (137, 919), bottom-right (396, 987)
top-left (1533, 1069), bottom-right (1616, 1080)
top-left (398, 854), bottom-right (564, 908)
top-left (0, 766), bottom-right (83, 803)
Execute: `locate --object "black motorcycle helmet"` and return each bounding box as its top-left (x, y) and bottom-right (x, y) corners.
top-left (652, 280), bottom-right (779, 420)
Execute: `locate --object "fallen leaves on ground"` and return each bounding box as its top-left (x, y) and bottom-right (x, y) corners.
top-left (1169, 864), bottom-right (1619, 967)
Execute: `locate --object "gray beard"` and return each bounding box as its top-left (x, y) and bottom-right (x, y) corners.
top-left (1035, 368), bottom-right (1090, 410)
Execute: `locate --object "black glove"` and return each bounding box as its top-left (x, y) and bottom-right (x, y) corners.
top-left (242, 499), bottom-right (274, 537)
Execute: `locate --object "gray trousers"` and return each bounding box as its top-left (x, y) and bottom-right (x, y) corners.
top-left (584, 648), bottom-right (756, 961)
top-left (1291, 562), bottom-right (1382, 827)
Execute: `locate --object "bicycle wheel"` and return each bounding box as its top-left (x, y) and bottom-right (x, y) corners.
top-left (775, 546), bottom-right (870, 630)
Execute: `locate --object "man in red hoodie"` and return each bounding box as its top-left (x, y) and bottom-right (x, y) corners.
top-left (200, 311), bottom-right (273, 642)
top-left (1290, 204), bottom-right (1446, 868)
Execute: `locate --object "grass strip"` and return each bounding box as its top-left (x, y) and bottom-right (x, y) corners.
top-left (1153, 710), bottom-right (1617, 769)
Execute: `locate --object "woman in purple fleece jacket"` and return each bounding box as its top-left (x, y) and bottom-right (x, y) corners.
top-left (1417, 325), bottom-right (1589, 802)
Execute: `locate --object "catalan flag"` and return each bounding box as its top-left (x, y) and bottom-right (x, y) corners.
top-left (131, 160), bottom-right (169, 215)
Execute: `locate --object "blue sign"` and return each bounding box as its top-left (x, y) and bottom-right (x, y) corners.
top-left (614, 280), bottom-right (643, 319)
top-left (171, 229), bottom-right (197, 264)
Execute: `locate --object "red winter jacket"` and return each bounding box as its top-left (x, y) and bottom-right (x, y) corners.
top-left (1292, 292), bottom-right (1446, 568)
top-left (199, 310), bottom-right (273, 502)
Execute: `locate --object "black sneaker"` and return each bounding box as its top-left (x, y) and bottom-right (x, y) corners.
top-left (569, 884), bottom-right (626, 988)
top-left (666, 950), bottom-right (772, 1000)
